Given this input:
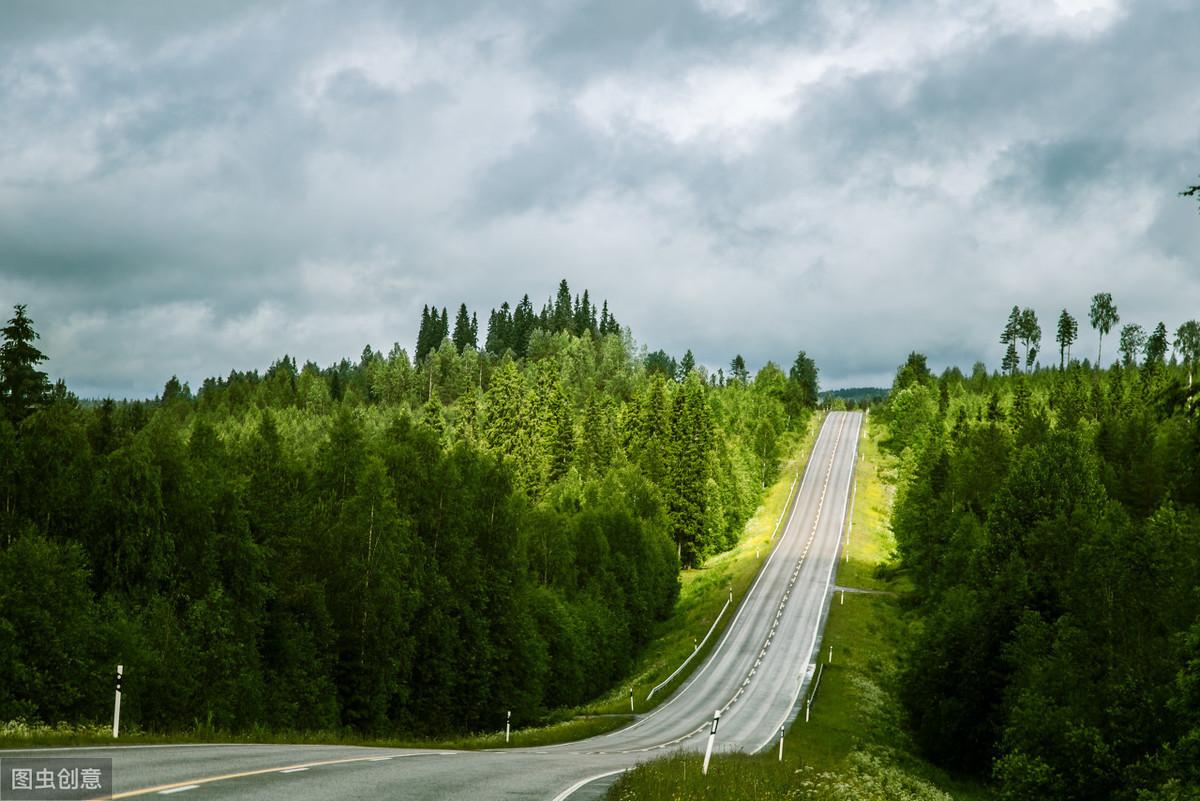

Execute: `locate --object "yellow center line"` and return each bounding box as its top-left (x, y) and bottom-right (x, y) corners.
top-left (96, 752), bottom-right (446, 799)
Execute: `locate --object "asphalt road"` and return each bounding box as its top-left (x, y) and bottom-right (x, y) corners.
top-left (4, 411), bottom-right (863, 801)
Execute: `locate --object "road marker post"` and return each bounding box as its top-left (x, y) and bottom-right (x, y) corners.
top-left (778, 725), bottom-right (785, 761)
top-left (840, 589), bottom-right (844, 605)
top-left (629, 687), bottom-right (634, 713)
top-left (805, 697), bottom-right (811, 722)
top-left (505, 710), bottom-right (511, 744)
top-left (829, 645), bottom-right (833, 663)
top-left (702, 709), bottom-right (720, 776)
top-left (112, 664), bottom-right (123, 738)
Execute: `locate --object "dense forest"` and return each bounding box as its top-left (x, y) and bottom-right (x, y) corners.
top-left (0, 281), bottom-right (820, 736)
top-left (882, 298), bottom-right (1200, 800)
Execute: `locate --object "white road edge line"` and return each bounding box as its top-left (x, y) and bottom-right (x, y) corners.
top-left (158, 787), bottom-right (199, 796)
top-left (550, 768), bottom-right (629, 801)
top-left (279, 767), bottom-right (309, 773)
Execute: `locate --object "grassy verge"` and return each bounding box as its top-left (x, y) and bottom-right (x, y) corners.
top-left (0, 714), bottom-right (631, 751)
top-left (586, 414), bottom-right (824, 715)
top-left (0, 418), bottom-right (824, 752)
top-left (606, 416), bottom-right (994, 801)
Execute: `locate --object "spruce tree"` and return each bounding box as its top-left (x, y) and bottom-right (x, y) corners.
top-left (1144, 322), bottom-right (1169, 366)
top-left (729, 354), bottom-right (748, 384)
top-left (438, 307), bottom-right (449, 348)
top-left (452, 304), bottom-right (475, 353)
top-left (1056, 309), bottom-right (1078, 369)
top-left (0, 304), bottom-right (50, 423)
top-left (416, 305), bottom-right (437, 363)
top-left (679, 349), bottom-right (696, 379)
top-left (667, 374), bottom-right (712, 567)
top-left (553, 279), bottom-right (572, 333)
top-left (1017, 308), bottom-right (1041, 372)
top-left (513, 295), bottom-right (535, 357)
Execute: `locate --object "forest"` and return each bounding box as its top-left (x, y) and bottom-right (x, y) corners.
top-left (0, 280), bottom-right (820, 736)
top-left (882, 299), bottom-right (1200, 800)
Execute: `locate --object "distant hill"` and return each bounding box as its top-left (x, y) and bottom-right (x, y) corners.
top-left (821, 386), bottom-right (888, 403)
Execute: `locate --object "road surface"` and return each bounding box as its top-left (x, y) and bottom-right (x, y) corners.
top-left (4, 411), bottom-right (863, 801)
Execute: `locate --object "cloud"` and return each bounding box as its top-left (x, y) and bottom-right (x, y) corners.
top-left (0, 0), bottom-right (1198, 397)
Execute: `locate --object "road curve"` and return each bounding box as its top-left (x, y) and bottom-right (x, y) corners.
top-left (5, 411), bottom-right (863, 801)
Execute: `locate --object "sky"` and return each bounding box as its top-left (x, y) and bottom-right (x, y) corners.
top-left (1, 0), bottom-right (1198, 398)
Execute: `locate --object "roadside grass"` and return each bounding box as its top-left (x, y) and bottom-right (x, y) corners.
top-left (606, 416), bottom-right (994, 801)
top-left (0, 714), bottom-right (631, 751)
top-left (833, 416), bottom-right (904, 593)
top-left (585, 414), bottom-right (825, 715)
top-left (0, 417), bottom-right (824, 753)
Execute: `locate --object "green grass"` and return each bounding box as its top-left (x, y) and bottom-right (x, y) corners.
top-left (586, 414), bottom-right (825, 715)
top-left (607, 416), bottom-right (994, 801)
top-left (0, 714), bottom-right (631, 751)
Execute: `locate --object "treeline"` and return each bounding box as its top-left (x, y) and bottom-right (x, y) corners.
top-left (881, 309), bottom-right (1200, 798)
top-left (415, 279), bottom-right (621, 362)
top-left (0, 287), bottom-right (820, 735)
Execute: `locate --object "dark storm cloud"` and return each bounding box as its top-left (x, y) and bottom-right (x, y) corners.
top-left (1, 0), bottom-right (1198, 397)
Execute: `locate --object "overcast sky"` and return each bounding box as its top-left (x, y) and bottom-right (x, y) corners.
top-left (2, 0), bottom-right (1198, 398)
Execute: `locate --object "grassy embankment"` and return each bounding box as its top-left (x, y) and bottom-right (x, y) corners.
top-left (586, 413), bottom-right (824, 716)
top-left (606, 415), bottom-right (994, 801)
top-left (0, 417), bottom-right (824, 752)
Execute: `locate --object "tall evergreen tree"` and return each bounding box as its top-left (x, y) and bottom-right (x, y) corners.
top-left (667, 374), bottom-right (712, 566)
top-left (1001, 341), bottom-right (1020, 376)
top-left (438, 307), bottom-right (449, 349)
top-left (486, 304), bottom-right (512, 355)
top-left (552, 280), bottom-right (572, 333)
top-left (786, 351), bottom-right (819, 414)
top-left (1144, 321), bottom-right (1169, 367)
top-left (452, 304), bottom-right (476, 353)
top-left (678, 350), bottom-right (696, 379)
top-left (512, 295), bottom-right (536, 357)
top-left (416, 305), bottom-right (437, 364)
top-left (1018, 308), bottom-right (1041, 372)
top-left (729, 354), bottom-right (748, 384)
top-left (0, 304), bottom-right (51, 423)
top-left (1056, 309), bottom-right (1078, 368)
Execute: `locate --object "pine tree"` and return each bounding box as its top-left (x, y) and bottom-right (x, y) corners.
top-left (1002, 341), bottom-right (1020, 376)
top-left (667, 374), bottom-right (712, 567)
top-left (1144, 322), bottom-right (1169, 367)
top-left (0, 304), bottom-right (51, 422)
top-left (786, 351), bottom-right (819, 413)
top-left (1056, 309), bottom-right (1078, 369)
top-left (416, 305), bottom-right (433, 363)
top-left (679, 350), bottom-right (696, 379)
top-left (1018, 308), bottom-right (1041, 372)
top-left (553, 280), bottom-right (572, 333)
top-left (452, 304), bottom-right (476, 353)
top-left (729, 355), bottom-right (748, 384)
top-left (513, 295), bottom-right (535, 357)
top-left (486, 304), bottom-right (512, 355)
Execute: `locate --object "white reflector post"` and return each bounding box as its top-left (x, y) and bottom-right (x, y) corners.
top-left (702, 709), bottom-right (720, 776)
top-left (112, 664), bottom-right (123, 738)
